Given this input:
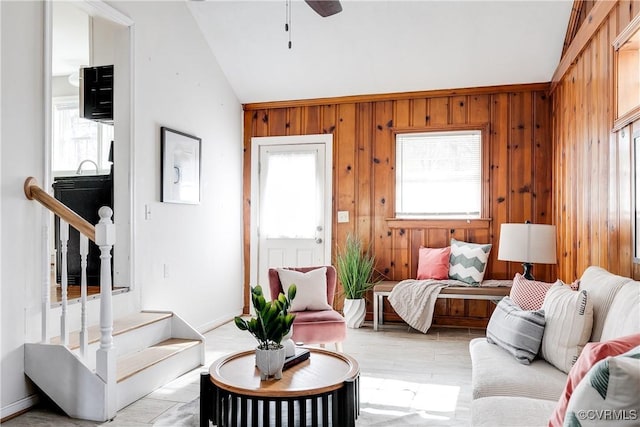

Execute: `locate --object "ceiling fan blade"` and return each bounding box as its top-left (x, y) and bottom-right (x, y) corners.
top-left (304, 0), bottom-right (342, 17)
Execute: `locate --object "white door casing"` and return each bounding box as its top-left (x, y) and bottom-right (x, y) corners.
top-left (250, 134), bottom-right (333, 294)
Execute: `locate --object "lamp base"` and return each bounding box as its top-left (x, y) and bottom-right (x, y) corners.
top-left (522, 263), bottom-right (534, 280)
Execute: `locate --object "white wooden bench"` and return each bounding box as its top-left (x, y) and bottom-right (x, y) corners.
top-left (372, 280), bottom-right (511, 331)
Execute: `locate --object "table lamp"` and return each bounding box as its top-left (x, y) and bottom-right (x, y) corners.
top-left (497, 222), bottom-right (557, 280)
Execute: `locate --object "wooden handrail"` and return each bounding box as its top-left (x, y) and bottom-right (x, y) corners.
top-left (24, 177), bottom-right (96, 242)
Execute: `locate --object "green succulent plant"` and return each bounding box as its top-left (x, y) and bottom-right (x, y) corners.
top-left (234, 284), bottom-right (297, 350)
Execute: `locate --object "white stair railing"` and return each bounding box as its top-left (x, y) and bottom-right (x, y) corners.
top-left (24, 177), bottom-right (116, 383)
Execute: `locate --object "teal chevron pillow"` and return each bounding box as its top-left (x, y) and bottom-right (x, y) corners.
top-left (563, 345), bottom-right (640, 426)
top-left (448, 239), bottom-right (492, 285)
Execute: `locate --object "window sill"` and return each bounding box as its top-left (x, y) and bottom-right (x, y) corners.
top-left (386, 218), bottom-right (492, 229)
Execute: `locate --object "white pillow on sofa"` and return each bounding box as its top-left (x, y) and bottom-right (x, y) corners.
top-left (276, 267), bottom-right (332, 312)
top-left (563, 345), bottom-right (640, 426)
top-left (541, 283), bottom-right (594, 374)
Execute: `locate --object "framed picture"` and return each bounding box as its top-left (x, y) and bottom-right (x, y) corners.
top-left (161, 127), bottom-right (201, 204)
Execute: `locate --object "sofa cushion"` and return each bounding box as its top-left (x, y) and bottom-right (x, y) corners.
top-left (541, 283), bottom-right (593, 373)
top-left (486, 297), bottom-right (545, 364)
top-left (601, 281), bottom-right (640, 341)
top-left (548, 334), bottom-right (640, 427)
top-left (469, 337), bottom-right (568, 400)
top-left (448, 238), bottom-right (491, 285)
top-left (291, 309), bottom-right (347, 344)
top-left (472, 396), bottom-right (557, 427)
top-left (578, 266), bottom-right (631, 341)
top-left (564, 345), bottom-right (640, 426)
top-left (416, 246), bottom-right (450, 280)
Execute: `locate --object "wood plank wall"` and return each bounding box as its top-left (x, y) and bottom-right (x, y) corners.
top-left (243, 83), bottom-right (555, 316)
top-left (551, 0), bottom-right (640, 282)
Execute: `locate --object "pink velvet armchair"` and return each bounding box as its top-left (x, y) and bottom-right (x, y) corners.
top-left (268, 266), bottom-right (347, 352)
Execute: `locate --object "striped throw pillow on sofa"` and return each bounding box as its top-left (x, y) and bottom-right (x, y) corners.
top-left (486, 297), bottom-right (546, 364)
top-left (541, 283), bottom-right (594, 373)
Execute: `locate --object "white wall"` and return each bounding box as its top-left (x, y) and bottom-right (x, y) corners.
top-left (1, 1), bottom-right (46, 416)
top-left (0, 0), bottom-right (244, 418)
top-left (113, 1), bottom-right (244, 332)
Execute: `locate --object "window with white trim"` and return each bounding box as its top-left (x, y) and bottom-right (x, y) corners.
top-left (52, 96), bottom-right (113, 177)
top-left (395, 130), bottom-right (482, 219)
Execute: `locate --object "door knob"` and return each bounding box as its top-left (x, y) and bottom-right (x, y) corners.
top-left (315, 238), bottom-right (323, 244)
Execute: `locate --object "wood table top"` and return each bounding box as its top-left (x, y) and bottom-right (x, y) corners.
top-left (208, 347), bottom-right (359, 398)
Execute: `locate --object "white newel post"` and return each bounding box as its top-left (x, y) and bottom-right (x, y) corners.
top-left (60, 220), bottom-right (69, 345)
top-left (95, 207), bottom-right (116, 420)
top-left (79, 234), bottom-right (89, 359)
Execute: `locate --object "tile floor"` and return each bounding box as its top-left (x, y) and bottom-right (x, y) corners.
top-left (3, 321), bottom-right (485, 426)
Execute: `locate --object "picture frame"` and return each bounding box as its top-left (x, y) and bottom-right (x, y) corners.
top-left (161, 127), bottom-right (201, 204)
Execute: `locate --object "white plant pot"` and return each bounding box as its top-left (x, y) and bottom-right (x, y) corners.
top-left (255, 346), bottom-right (286, 380)
top-left (344, 298), bottom-right (366, 328)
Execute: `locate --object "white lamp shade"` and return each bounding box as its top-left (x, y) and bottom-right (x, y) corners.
top-left (497, 223), bottom-right (557, 264)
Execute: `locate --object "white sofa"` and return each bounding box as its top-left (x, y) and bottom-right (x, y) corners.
top-left (469, 266), bottom-right (640, 426)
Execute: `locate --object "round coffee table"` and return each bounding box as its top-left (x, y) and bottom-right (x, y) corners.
top-left (200, 347), bottom-right (360, 427)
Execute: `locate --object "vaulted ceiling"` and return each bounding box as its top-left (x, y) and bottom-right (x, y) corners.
top-left (187, 0), bottom-right (574, 104)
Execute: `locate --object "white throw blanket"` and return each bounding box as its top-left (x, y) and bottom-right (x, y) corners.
top-left (387, 279), bottom-right (457, 333)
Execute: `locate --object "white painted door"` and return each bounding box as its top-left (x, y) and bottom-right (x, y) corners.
top-left (250, 135), bottom-right (333, 291)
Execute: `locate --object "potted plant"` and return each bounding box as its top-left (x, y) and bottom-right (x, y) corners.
top-left (234, 284), bottom-right (296, 380)
top-left (336, 233), bottom-right (378, 328)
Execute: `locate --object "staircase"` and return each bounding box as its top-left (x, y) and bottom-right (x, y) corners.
top-left (25, 311), bottom-right (204, 421)
top-left (22, 177), bottom-right (205, 422)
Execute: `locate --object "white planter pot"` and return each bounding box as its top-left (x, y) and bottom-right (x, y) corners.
top-left (344, 298), bottom-right (366, 328)
top-left (255, 346), bottom-right (286, 380)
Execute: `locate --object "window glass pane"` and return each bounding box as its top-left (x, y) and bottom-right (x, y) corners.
top-left (262, 151), bottom-right (318, 238)
top-left (396, 130), bottom-right (481, 218)
top-left (52, 97), bottom-right (113, 175)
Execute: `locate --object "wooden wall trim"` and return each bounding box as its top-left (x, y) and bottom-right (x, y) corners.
top-left (387, 218), bottom-right (492, 230)
top-left (613, 105), bottom-right (640, 132)
top-left (244, 82), bottom-right (551, 111)
top-left (551, 0), bottom-right (618, 92)
top-left (613, 10), bottom-right (640, 49)
top-left (562, 0), bottom-right (585, 56)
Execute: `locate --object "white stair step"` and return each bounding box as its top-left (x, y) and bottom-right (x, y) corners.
top-left (50, 312), bottom-right (172, 349)
top-left (116, 338), bottom-right (201, 383)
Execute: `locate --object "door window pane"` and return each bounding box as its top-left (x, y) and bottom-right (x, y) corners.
top-left (262, 151), bottom-right (318, 238)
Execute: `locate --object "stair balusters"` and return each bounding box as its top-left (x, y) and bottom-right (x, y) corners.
top-left (60, 220), bottom-right (69, 345)
top-left (79, 234), bottom-right (89, 358)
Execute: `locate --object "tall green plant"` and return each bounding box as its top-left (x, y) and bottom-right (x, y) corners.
top-left (336, 233), bottom-right (377, 299)
top-left (234, 284), bottom-right (296, 350)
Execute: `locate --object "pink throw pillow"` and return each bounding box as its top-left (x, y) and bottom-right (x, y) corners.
top-left (509, 273), bottom-right (556, 310)
top-left (416, 246), bottom-right (450, 280)
top-left (547, 333), bottom-right (640, 427)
